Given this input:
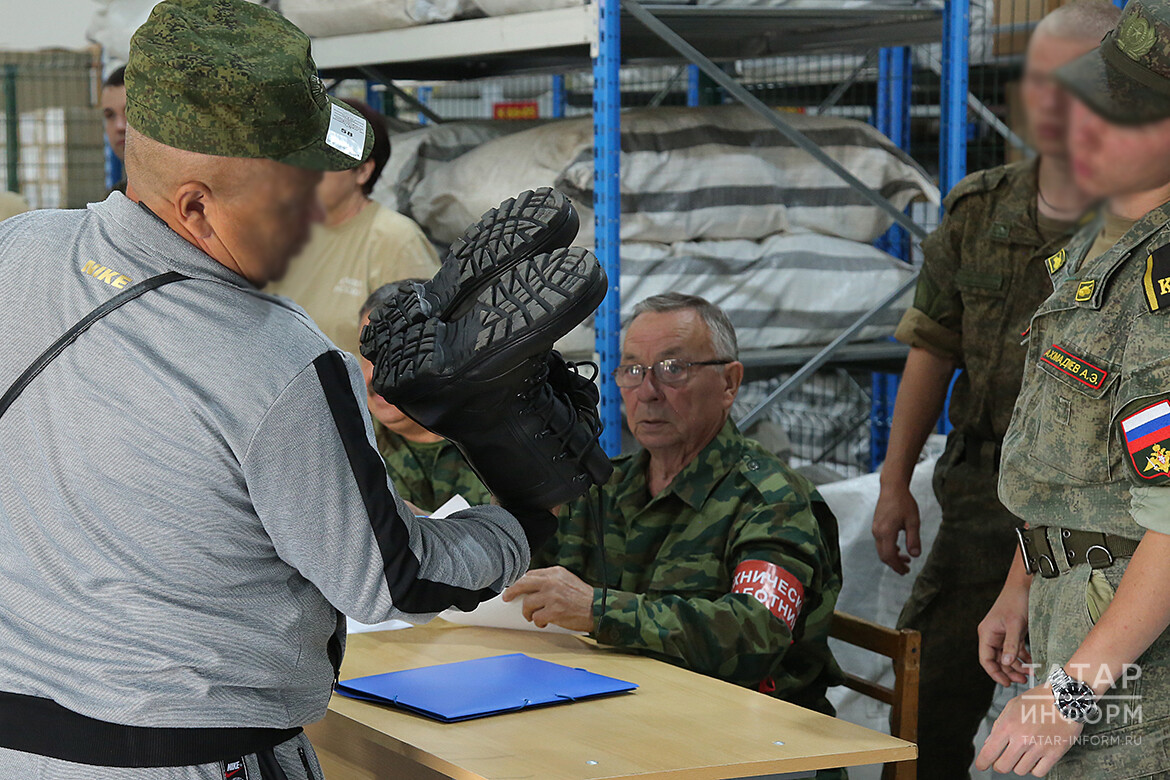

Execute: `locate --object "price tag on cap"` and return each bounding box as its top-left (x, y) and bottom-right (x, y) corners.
top-left (325, 103), bottom-right (366, 161)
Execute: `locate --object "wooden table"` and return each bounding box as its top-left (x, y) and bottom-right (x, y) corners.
top-left (305, 622), bottom-right (915, 780)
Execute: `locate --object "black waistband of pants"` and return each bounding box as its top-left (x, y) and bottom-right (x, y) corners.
top-left (959, 432), bottom-right (1002, 471)
top-left (0, 691), bottom-right (302, 767)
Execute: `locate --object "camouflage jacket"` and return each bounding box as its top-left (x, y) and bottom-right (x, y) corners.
top-left (532, 419), bottom-right (845, 714)
top-left (374, 420), bottom-right (491, 511)
top-left (895, 159), bottom-right (1080, 443)
top-left (999, 200), bottom-right (1170, 540)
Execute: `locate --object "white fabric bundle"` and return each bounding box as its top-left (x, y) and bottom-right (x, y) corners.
top-left (403, 107), bottom-right (938, 247)
top-left (279, 0), bottom-right (474, 37)
top-left (620, 232), bottom-right (913, 348)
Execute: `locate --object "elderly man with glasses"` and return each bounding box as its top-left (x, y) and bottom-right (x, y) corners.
top-left (505, 293), bottom-right (846, 728)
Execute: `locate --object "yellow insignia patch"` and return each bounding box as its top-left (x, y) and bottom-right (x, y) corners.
top-left (1075, 280), bottom-right (1096, 302)
top-left (1145, 444), bottom-right (1170, 477)
top-left (1045, 249), bottom-right (1067, 275)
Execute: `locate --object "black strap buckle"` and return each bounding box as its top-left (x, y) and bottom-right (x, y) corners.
top-left (1016, 526), bottom-right (1059, 579)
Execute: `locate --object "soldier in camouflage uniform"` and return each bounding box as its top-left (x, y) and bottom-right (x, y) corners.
top-left (374, 421), bottom-right (491, 510)
top-left (358, 284), bottom-right (490, 511)
top-left (505, 294), bottom-right (846, 771)
top-left (870, 4), bottom-right (1118, 776)
top-left (976, 1), bottom-right (1170, 775)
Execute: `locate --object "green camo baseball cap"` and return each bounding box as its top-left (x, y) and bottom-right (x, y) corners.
top-left (124, 0), bottom-right (373, 170)
top-left (1055, 0), bottom-right (1170, 126)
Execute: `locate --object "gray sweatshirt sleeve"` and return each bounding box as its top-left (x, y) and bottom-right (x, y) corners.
top-left (242, 350), bottom-right (530, 623)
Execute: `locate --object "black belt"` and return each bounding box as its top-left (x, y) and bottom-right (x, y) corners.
top-left (0, 691), bottom-right (301, 767)
top-left (1016, 526), bottom-right (1140, 579)
top-left (960, 433), bottom-right (1002, 470)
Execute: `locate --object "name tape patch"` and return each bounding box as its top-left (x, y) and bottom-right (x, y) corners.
top-left (1039, 344), bottom-right (1109, 390)
top-left (1121, 400), bottom-right (1170, 480)
top-left (325, 103), bottom-right (366, 161)
top-left (732, 560), bottom-right (803, 632)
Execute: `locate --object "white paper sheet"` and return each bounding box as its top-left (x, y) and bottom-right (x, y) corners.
top-left (441, 593), bottom-right (586, 635)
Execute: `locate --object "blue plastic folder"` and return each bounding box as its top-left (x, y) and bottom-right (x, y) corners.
top-left (334, 653), bottom-right (637, 722)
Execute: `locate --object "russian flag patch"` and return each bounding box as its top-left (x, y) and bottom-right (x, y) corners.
top-left (1121, 400), bottom-right (1170, 480)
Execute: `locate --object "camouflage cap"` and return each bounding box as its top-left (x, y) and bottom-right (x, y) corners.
top-left (124, 0), bottom-right (373, 170)
top-left (1054, 0), bottom-right (1170, 126)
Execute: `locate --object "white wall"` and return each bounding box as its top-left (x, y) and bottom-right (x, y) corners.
top-left (1, 0), bottom-right (95, 51)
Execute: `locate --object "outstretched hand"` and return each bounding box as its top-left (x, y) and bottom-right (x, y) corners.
top-left (502, 566), bottom-right (595, 632)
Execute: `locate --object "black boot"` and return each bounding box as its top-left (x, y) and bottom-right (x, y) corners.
top-left (361, 247), bottom-right (610, 508)
top-left (414, 186), bottom-right (580, 323)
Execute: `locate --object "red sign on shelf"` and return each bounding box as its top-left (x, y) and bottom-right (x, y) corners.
top-left (493, 101), bottom-right (539, 120)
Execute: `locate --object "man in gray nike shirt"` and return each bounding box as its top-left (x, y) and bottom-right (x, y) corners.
top-left (0, 1), bottom-right (550, 777)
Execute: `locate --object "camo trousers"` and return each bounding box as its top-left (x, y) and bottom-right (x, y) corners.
top-left (896, 435), bottom-right (1020, 779)
top-left (1029, 536), bottom-right (1170, 779)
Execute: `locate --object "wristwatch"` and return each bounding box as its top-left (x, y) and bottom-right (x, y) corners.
top-left (1048, 666), bottom-right (1100, 723)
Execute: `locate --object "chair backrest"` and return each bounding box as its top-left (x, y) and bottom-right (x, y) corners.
top-left (829, 610), bottom-right (919, 780)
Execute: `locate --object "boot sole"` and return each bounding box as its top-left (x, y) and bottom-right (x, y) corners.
top-left (371, 246), bottom-right (606, 405)
top-left (425, 188), bottom-right (579, 322)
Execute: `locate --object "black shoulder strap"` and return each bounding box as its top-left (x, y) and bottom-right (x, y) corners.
top-left (0, 271), bottom-right (190, 421)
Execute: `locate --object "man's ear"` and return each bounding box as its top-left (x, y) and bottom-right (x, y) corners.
top-left (173, 181), bottom-right (215, 240)
top-left (354, 159), bottom-right (376, 190)
top-left (722, 360), bottom-right (745, 409)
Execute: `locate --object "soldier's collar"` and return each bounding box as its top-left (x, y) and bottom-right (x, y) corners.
top-left (1070, 200), bottom-right (1170, 310)
top-left (655, 419), bottom-right (744, 510)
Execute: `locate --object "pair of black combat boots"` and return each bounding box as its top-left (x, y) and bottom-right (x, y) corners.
top-left (360, 188), bottom-right (613, 524)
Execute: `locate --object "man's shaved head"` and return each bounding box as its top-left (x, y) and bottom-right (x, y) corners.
top-left (1034, 0), bottom-right (1120, 43)
top-left (125, 126), bottom-right (257, 204)
top-left (124, 124), bottom-right (324, 287)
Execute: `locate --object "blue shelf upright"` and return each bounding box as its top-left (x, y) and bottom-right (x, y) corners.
top-left (870, 46), bottom-right (912, 471)
top-left (417, 85), bottom-right (433, 125)
top-left (940, 0), bottom-right (969, 202)
top-left (365, 81), bottom-right (385, 114)
top-left (594, 0), bottom-right (623, 456)
top-left (936, 0), bottom-right (970, 437)
top-left (552, 75), bottom-right (567, 118)
top-left (686, 65), bottom-right (700, 107)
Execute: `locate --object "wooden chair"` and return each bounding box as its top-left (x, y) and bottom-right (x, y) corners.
top-left (829, 610), bottom-right (920, 780)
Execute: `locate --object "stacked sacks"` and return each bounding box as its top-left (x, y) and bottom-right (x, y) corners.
top-left (381, 106), bottom-right (935, 350)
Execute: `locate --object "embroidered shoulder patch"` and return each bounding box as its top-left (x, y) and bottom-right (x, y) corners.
top-left (1039, 344), bottom-right (1109, 390)
top-left (1046, 248), bottom-right (1067, 275)
top-left (1075, 280), bottom-right (1096, 302)
top-left (1121, 400), bottom-right (1170, 482)
top-left (732, 560), bottom-right (804, 632)
top-left (1142, 246), bottom-right (1170, 313)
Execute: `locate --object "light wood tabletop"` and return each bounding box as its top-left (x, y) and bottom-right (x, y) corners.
top-left (305, 621), bottom-right (915, 780)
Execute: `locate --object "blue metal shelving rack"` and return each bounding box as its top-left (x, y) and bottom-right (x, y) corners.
top-left (594, 0), bottom-right (624, 457)
top-left (871, 45), bottom-right (912, 471)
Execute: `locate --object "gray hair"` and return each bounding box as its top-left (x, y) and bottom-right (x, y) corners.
top-left (1034, 0), bottom-right (1120, 42)
top-left (629, 293), bottom-right (739, 360)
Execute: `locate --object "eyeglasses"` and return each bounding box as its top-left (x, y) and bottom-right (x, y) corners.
top-left (612, 359), bottom-right (731, 388)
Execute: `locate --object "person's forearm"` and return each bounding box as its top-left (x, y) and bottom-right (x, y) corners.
top-left (881, 346), bottom-right (956, 487)
top-left (1066, 530), bottom-right (1170, 695)
top-left (1003, 545), bottom-right (1034, 592)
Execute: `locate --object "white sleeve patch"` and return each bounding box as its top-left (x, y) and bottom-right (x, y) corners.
top-left (325, 103), bottom-right (366, 161)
